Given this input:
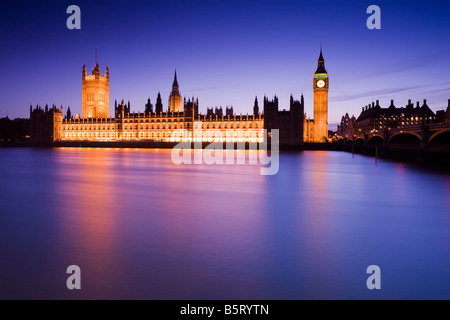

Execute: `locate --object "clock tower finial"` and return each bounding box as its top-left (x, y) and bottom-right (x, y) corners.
top-left (316, 46), bottom-right (327, 74)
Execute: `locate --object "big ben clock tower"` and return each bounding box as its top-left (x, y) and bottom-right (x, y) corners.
top-left (313, 47), bottom-right (328, 142)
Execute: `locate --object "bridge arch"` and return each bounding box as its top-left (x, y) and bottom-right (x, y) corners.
top-left (367, 135), bottom-right (384, 145)
top-left (355, 137), bottom-right (365, 144)
top-left (428, 130), bottom-right (450, 153)
top-left (388, 131), bottom-right (422, 144)
top-left (429, 128), bottom-right (450, 143)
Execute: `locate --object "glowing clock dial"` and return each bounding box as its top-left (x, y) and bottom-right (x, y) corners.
top-left (317, 80), bottom-right (325, 88)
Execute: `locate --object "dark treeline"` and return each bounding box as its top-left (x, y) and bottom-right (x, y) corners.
top-left (0, 117), bottom-right (30, 141)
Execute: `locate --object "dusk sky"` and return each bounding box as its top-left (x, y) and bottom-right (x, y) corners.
top-left (1, 0), bottom-right (450, 126)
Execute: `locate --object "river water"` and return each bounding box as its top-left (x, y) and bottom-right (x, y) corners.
top-left (1, 147), bottom-right (450, 299)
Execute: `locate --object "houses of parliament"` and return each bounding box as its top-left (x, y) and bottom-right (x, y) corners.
top-left (30, 50), bottom-right (329, 145)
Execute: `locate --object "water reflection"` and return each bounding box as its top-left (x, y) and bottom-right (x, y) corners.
top-left (53, 149), bottom-right (120, 297)
top-left (1, 148), bottom-right (450, 299)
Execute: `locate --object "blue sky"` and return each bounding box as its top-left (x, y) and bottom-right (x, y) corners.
top-left (1, 0), bottom-right (450, 125)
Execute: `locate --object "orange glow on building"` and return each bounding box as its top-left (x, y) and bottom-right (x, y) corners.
top-left (29, 55), bottom-right (328, 146)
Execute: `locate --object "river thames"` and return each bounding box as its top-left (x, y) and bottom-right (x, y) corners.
top-left (0, 148), bottom-right (449, 299)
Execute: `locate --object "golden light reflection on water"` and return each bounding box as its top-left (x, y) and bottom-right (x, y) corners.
top-left (53, 149), bottom-right (122, 291)
top-left (52, 147), bottom-right (271, 297)
top-left (5, 147), bottom-right (448, 298)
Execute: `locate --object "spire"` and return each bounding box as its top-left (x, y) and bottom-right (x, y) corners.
top-left (156, 91), bottom-right (163, 113)
top-left (105, 64), bottom-right (109, 81)
top-left (172, 69), bottom-right (179, 94)
top-left (82, 63), bottom-right (86, 78)
top-left (318, 45), bottom-right (324, 62)
top-left (315, 46), bottom-right (327, 74)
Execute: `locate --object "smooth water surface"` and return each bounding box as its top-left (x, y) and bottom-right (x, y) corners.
top-left (1, 148), bottom-right (450, 299)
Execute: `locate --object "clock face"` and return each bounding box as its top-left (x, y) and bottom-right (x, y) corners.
top-left (317, 80), bottom-right (325, 88)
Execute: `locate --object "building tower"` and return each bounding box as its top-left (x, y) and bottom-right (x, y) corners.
top-left (82, 58), bottom-right (110, 118)
top-left (169, 70), bottom-right (183, 113)
top-left (313, 47), bottom-right (329, 142)
top-left (155, 92), bottom-right (163, 113)
top-left (253, 96), bottom-right (259, 116)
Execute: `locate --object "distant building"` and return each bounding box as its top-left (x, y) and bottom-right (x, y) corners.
top-left (447, 100), bottom-right (450, 123)
top-left (30, 104), bottom-right (63, 143)
top-left (436, 99), bottom-right (450, 123)
top-left (337, 113), bottom-right (356, 139)
top-left (354, 99), bottom-right (436, 133)
top-left (0, 117), bottom-right (30, 142)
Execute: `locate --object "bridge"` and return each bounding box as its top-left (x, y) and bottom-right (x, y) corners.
top-left (344, 122), bottom-right (450, 158)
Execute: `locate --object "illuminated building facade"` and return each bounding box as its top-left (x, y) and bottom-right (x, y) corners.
top-left (30, 54), bottom-right (334, 145)
top-left (31, 66), bottom-right (271, 144)
top-left (168, 71), bottom-right (183, 113)
top-left (82, 61), bottom-right (109, 119)
top-left (56, 98), bottom-right (265, 143)
top-left (304, 48), bottom-right (329, 143)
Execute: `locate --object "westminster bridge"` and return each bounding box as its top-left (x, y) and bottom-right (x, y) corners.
top-left (344, 122), bottom-right (450, 159)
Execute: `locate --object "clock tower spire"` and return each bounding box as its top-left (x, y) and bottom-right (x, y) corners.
top-left (313, 46), bottom-right (329, 142)
top-left (315, 45), bottom-right (327, 74)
